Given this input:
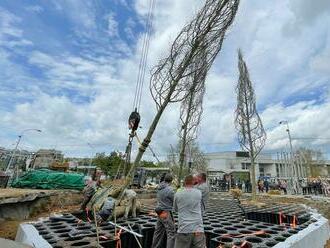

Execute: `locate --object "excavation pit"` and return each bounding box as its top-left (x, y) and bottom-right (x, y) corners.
top-left (14, 194), bottom-right (329, 248)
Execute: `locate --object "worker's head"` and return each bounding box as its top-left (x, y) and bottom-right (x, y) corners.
top-left (184, 174), bottom-right (194, 187)
top-left (196, 172), bottom-right (207, 183)
top-left (193, 174), bottom-right (199, 185)
top-left (164, 174), bottom-right (173, 183)
top-left (160, 173), bottom-right (167, 182)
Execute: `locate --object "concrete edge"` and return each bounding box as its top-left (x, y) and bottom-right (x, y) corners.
top-left (15, 223), bottom-right (52, 248)
top-left (273, 211), bottom-right (330, 248)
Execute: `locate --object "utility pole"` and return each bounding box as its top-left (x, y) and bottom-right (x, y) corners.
top-left (279, 121), bottom-right (296, 176)
top-left (87, 143), bottom-right (95, 176)
top-left (5, 129), bottom-right (42, 185)
top-left (279, 121), bottom-right (298, 193)
top-left (6, 135), bottom-right (22, 173)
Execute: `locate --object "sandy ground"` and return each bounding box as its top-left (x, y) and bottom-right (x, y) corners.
top-left (0, 203), bottom-right (80, 240)
top-left (0, 189), bottom-right (59, 199)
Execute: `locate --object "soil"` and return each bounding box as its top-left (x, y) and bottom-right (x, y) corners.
top-left (0, 203), bottom-right (80, 240)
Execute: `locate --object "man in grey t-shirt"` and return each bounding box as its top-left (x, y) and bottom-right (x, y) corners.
top-left (174, 175), bottom-right (206, 248)
top-left (195, 172), bottom-right (209, 214)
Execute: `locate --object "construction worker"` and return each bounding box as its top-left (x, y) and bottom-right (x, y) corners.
top-left (97, 196), bottom-right (116, 222)
top-left (174, 175), bottom-right (205, 248)
top-left (81, 178), bottom-right (99, 210)
top-left (195, 172), bottom-right (209, 214)
top-left (94, 187), bottom-right (137, 223)
top-left (123, 188), bottom-right (137, 219)
top-left (151, 174), bottom-right (176, 248)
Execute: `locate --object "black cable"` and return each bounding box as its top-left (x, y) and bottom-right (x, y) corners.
top-left (137, 0), bottom-right (156, 111)
top-left (133, 0), bottom-right (156, 111)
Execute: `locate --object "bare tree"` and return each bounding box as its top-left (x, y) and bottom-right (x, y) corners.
top-left (115, 0), bottom-right (240, 201)
top-left (121, 0), bottom-right (240, 188)
top-left (296, 147), bottom-right (326, 177)
top-left (168, 141), bottom-right (208, 181)
top-left (178, 53), bottom-right (206, 185)
top-left (189, 143), bottom-right (208, 173)
top-left (235, 49), bottom-right (266, 201)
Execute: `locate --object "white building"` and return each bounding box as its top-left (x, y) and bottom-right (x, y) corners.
top-left (205, 151), bottom-right (330, 180)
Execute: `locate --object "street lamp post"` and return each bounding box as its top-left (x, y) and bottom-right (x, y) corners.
top-left (87, 143), bottom-right (95, 176)
top-left (5, 129), bottom-right (42, 177)
top-left (279, 121), bottom-right (298, 193)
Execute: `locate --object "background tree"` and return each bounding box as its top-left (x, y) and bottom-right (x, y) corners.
top-left (169, 141), bottom-right (208, 181)
top-left (235, 49), bottom-right (266, 201)
top-left (93, 152), bottom-right (124, 177)
top-left (295, 147), bottom-right (326, 177)
top-left (140, 160), bottom-right (158, 168)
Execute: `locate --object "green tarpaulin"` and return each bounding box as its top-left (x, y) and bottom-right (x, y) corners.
top-left (11, 169), bottom-right (85, 190)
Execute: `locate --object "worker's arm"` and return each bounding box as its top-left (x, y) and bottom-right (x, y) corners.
top-left (173, 193), bottom-right (178, 212)
top-left (168, 187), bottom-right (175, 202)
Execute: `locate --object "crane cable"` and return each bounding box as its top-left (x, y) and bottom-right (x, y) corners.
top-left (132, 0), bottom-right (157, 112)
top-left (122, 0), bottom-right (156, 181)
top-left (129, 0), bottom-right (156, 135)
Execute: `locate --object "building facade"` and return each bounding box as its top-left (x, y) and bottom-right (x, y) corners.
top-left (32, 149), bottom-right (63, 168)
top-left (0, 147), bottom-right (33, 171)
top-left (205, 151), bottom-right (330, 179)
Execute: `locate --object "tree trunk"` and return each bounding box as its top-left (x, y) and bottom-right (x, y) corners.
top-left (250, 155), bottom-right (256, 201)
top-left (244, 92), bottom-right (257, 201)
top-left (117, 100), bottom-right (169, 202)
top-left (178, 92), bottom-right (194, 187)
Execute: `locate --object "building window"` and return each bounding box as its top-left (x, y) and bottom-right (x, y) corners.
top-left (259, 167), bottom-right (265, 177)
top-left (241, 163), bottom-right (250, 170)
top-left (236, 151), bottom-right (249, 158)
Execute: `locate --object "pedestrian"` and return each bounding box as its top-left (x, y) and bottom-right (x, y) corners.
top-left (174, 175), bottom-right (205, 248)
top-left (195, 172), bottom-right (209, 215)
top-left (282, 180), bottom-right (287, 195)
top-left (151, 174), bottom-right (176, 248)
top-left (301, 179), bottom-right (307, 195)
top-left (241, 181), bottom-right (246, 193)
top-left (264, 179), bottom-right (269, 193)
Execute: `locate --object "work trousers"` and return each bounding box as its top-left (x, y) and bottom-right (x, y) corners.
top-left (151, 211), bottom-right (176, 248)
top-left (124, 197), bottom-right (137, 218)
top-left (80, 194), bottom-right (93, 210)
top-left (174, 233), bottom-right (206, 248)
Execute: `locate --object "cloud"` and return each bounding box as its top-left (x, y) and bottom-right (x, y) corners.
top-left (106, 12), bottom-right (119, 38)
top-left (0, 7), bottom-right (33, 48)
top-left (25, 5), bottom-right (44, 13)
top-left (0, 0), bottom-right (329, 159)
top-left (262, 96), bottom-right (330, 152)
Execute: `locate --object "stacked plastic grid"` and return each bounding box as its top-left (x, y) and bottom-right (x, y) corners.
top-left (32, 196), bottom-right (317, 248)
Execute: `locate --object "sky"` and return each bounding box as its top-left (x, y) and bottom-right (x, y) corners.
top-left (0, 0), bottom-right (329, 160)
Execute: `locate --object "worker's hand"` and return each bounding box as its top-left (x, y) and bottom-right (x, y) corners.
top-left (96, 214), bottom-right (104, 225)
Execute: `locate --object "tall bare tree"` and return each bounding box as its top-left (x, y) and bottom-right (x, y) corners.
top-left (119, 0), bottom-right (240, 196)
top-left (235, 49), bottom-right (266, 201)
top-left (178, 57), bottom-right (206, 185)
